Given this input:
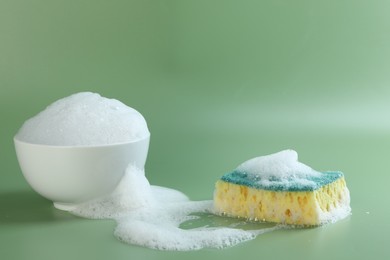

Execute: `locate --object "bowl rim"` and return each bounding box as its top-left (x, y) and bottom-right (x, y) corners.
top-left (13, 133), bottom-right (150, 149)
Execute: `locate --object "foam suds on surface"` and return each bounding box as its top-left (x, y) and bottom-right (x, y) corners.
top-left (71, 165), bottom-right (280, 251)
top-left (15, 92), bottom-right (149, 146)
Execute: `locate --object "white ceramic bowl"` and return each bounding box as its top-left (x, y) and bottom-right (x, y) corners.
top-left (14, 136), bottom-right (150, 211)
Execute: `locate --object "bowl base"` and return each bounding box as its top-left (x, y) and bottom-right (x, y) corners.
top-left (54, 202), bottom-right (77, 211)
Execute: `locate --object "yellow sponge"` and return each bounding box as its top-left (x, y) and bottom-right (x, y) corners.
top-left (213, 151), bottom-right (351, 226)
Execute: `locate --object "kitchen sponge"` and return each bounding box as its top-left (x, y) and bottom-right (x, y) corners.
top-left (213, 150), bottom-right (351, 226)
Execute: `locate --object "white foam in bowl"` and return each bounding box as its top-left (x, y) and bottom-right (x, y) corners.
top-left (15, 92), bottom-right (150, 146)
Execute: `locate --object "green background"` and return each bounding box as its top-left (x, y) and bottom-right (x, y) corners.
top-left (1, 0), bottom-right (389, 259)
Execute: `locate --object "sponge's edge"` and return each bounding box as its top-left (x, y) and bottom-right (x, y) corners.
top-left (213, 176), bottom-right (351, 226)
top-left (220, 170), bottom-right (344, 191)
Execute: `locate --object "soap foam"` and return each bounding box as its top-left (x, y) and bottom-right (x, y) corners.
top-left (71, 165), bottom-right (280, 251)
top-left (236, 149), bottom-right (322, 189)
top-left (15, 92), bottom-right (149, 146)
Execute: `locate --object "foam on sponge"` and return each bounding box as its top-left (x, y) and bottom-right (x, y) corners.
top-left (214, 150), bottom-right (351, 225)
